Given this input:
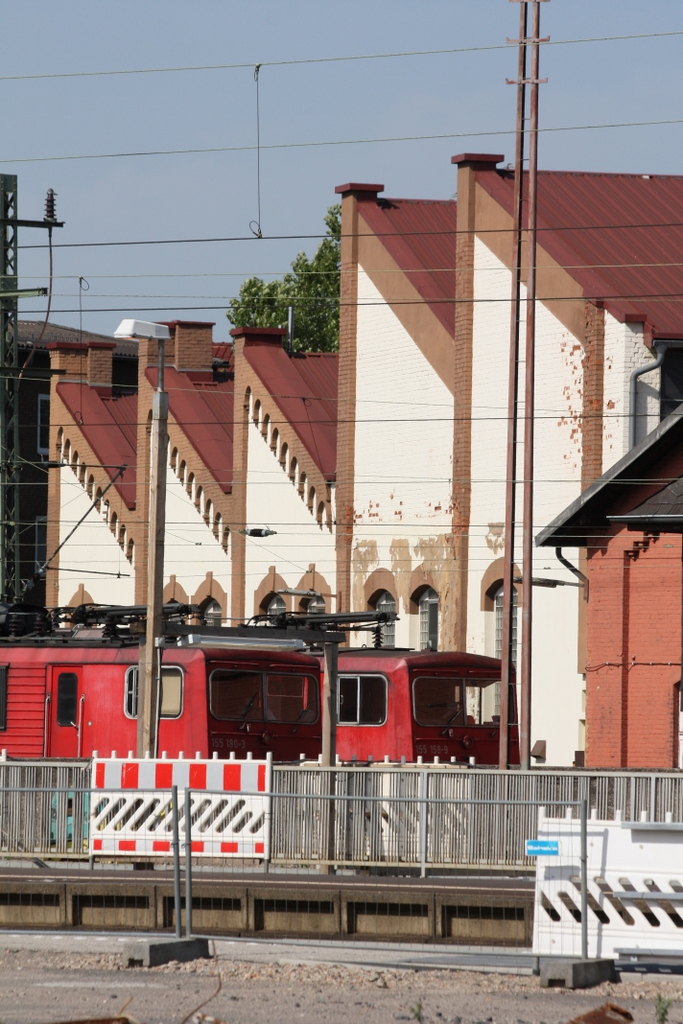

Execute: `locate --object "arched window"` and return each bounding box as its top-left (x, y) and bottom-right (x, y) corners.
top-left (289, 456), bottom-right (298, 483)
top-left (187, 472), bottom-right (195, 499)
top-left (494, 585), bottom-right (518, 666)
top-left (280, 442), bottom-right (288, 469)
top-left (267, 594), bottom-right (286, 621)
top-left (419, 588), bottom-right (439, 650)
top-left (86, 475), bottom-right (95, 499)
top-left (170, 448), bottom-right (178, 471)
top-left (204, 498), bottom-right (212, 526)
top-left (305, 595), bottom-right (326, 615)
top-left (271, 427), bottom-right (279, 453)
top-left (203, 599), bottom-right (222, 627)
top-left (213, 511), bottom-right (221, 540)
top-left (222, 524), bottom-right (230, 553)
top-left (316, 501), bottom-right (326, 529)
top-left (253, 399), bottom-right (261, 426)
top-left (375, 590), bottom-right (396, 647)
top-left (262, 413), bottom-right (270, 439)
top-left (298, 471), bottom-right (307, 498)
top-left (179, 460), bottom-right (187, 485)
top-left (127, 538), bottom-right (134, 565)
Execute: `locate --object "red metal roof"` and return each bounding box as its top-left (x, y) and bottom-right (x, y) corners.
top-left (357, 198), bottom-right (458, 336)
top-left (478, 169), bottom-right (683, 338)
top-left (146, 367), bottom-right (234, 493)
top-left (242, 340), bottom-right (338, 480)
top-left (57, 385), bottom-right (137, 509)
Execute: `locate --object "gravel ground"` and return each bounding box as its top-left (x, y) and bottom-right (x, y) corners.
top-left (0, 949), bottom-right (681, 1024)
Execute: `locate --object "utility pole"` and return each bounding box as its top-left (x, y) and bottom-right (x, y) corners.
top-left (114, 319), bottom-right (170, 757)
top-left (520, 0), bottom-right (547, 771)
top-left (499, 1), bottom-right (528, 771)
top-left (0, 178), bottom-right (62, 601)
top-left (501, 2), bottom-right (548, 771)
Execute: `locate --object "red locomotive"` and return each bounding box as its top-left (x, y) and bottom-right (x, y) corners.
top-left (0, 605), bottom-right (517, 765)
top-left (329, 648), bottom-right (518, 765)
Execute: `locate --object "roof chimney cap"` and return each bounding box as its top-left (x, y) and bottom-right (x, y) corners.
top-left (451, 153), bottom-right (504, 166)
top-left (334, 182), bottom-right (385, 196)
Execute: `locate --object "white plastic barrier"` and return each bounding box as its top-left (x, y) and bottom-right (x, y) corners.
top-left (90, 754), bottom-right (272, 858)
top-left (533, 809), bottom-right (683, 959)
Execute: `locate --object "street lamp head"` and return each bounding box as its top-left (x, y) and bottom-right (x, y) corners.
top-left (114, 319), bottom-right (170, 341)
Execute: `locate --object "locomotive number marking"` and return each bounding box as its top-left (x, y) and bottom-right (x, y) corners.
top-left (211, 736), bottom-right (246, 750)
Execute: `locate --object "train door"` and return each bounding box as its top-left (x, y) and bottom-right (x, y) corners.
top-left (48, 666), bottom-right (84, 758)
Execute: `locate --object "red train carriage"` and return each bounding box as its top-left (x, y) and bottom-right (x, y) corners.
top-left (0, 607), bottom-right (516, 766)
top-left (328, 649), bottom-right (519, 766)
top-left (0, 640), bottom-right (322, 761)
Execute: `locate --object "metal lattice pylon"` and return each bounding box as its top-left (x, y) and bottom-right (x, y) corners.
top-left (0, 175), bottom-right (19, 602)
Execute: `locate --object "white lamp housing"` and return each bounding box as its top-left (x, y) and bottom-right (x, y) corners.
top-left (114, 319), bottom-right (170, 341)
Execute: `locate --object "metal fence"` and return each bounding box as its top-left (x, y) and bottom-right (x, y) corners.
top-left (2, 761), bottom-right (683, 863)
top-left (0, 760), bottom-right (90, 856)
top-left (271, 765), bottom-right (683, 869)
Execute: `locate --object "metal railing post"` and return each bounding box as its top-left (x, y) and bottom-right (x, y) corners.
top-left (419, 770), bottom-right (428, 878)
top-left (184, 786), bottom-right (193, 937)
top-left (171, 784), bottom-right (181, 939)
top-left (580, 797), bottom-right (588, 959)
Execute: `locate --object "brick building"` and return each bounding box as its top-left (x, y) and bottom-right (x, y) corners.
top-left (45, 321), bottom-right (337, 622)
top-left (538, 413), bottom-right (683, 769)
top-left (43, 157), bottom-right (683, 767)
top-left (335, 157), bottom-right (683, 766)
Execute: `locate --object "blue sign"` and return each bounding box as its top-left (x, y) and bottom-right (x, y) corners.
top-left (526, 839), bottom-right (560, 856)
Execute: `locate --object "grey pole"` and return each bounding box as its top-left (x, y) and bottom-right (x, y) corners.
top-left (171, 784), bottom-right (181, 939)
top-left (184, 787), bottom-right (193, 937)
top-left (580, 798), bottom-right (588, 960)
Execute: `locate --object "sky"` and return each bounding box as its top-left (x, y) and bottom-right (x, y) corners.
top-left (3, 0), bottom-right (683, 337)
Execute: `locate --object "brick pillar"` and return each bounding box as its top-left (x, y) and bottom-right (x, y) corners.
top-left (582, 301), bottom-right (605, 490)
top-left (334, 183), bottom-right (382, 614)
top-left (229, 331), bottom-right (250, 622)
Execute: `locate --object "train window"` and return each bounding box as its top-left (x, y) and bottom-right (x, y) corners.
top-left (412, 677), bottom-right (464, 727)
top-left (266, 674), bottom-right (318, 723)
top-left (124, 666), bottom-right (184, 719)
top-left (338, 675), bottom-right (387, 726)
top-left (160, 668), bottom-right (183, 718)
top-left (57, 672), bottom-right (78, 726)
top-left (466, 682), bottom-right (501, 726)
top-left (210, 670), bottom-right (263, 721)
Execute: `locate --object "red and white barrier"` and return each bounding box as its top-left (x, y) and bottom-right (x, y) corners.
top-left (89, 754), bottom-right (272, 858)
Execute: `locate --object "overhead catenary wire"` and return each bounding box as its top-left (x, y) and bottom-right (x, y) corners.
top-left (5, 115), bottom-right (683, 167)
top-left (1, 30), bottom-right (682, 82)
top-left (20, 215), bottom-right (683, 251)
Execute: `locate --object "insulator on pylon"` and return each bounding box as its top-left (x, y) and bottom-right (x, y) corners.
top-left (44, 189), bottom-right (56, 222)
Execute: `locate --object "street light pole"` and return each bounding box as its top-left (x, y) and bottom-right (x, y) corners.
top-left (114, 319), bottom-right (170, 757)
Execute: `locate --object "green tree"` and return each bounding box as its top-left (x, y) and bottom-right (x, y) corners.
top-left (226, 205), bottom-right (340, 353)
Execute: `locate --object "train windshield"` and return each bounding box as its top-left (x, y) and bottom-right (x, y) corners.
top-left (338, 675), bottom-right (387, 725)
top-left (412, 676), bottom-right (501, 727)
top-left (209, 670), bottom-right (318, 724)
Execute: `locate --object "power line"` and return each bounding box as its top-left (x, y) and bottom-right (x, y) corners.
top-left (20, 217), bottom-right (683, 252)
top-left (1, 30), bottom-right (681, 83)
top-left (5, 116), bottom-right (683, 166)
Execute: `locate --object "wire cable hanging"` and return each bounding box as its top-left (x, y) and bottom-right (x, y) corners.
top-left (249, 64), bottom-right (263, 239)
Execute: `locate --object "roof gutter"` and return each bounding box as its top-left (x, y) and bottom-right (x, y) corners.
top-left (629, 342), bottom-right (667, 450)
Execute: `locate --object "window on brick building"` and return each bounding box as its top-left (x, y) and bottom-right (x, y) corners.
top-left (37, 395), bottom-right (50, 456)
top-left (419, 588), bottom-right (438, 650)
top-left (374, 591), bottom-right (396, 647)
top-left (661, 347), bottom-right (683, 420)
